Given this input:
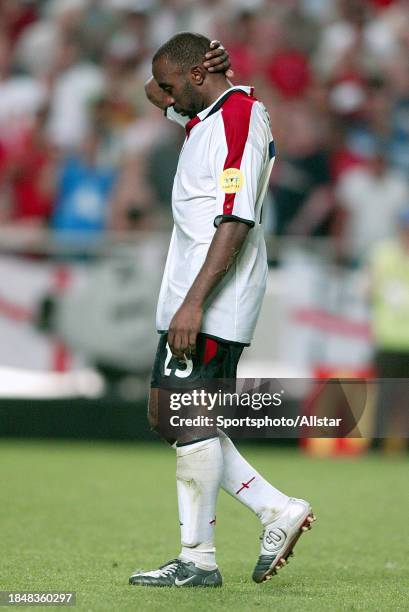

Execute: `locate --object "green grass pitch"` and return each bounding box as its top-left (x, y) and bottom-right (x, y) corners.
top-left (0, 440), bottom-right (408, 611)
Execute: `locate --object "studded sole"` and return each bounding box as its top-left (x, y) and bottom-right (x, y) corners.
top-left (260, 513), bottom-right (316, 582)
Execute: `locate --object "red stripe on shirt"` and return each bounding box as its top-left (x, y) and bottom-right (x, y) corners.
top-left (185, 115), bottom-right (201, 137)
top-left (221, 93), bottom-right (255, 215)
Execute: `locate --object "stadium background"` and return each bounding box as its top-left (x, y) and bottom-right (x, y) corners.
top-left (0, 1), bottom-right (408, 610)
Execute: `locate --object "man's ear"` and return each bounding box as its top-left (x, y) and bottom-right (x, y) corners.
top-left (190, 65), bottom-right (206, 86)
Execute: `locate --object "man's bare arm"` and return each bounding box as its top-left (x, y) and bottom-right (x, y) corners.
top-left (168, 221), bottom-right (250, 358)
top-left (144, 76), bottom-right (172, 110)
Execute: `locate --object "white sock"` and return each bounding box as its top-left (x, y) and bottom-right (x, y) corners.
top-left (176, 437), bottom-right (223, 570)
top-left (218, 429), bottom-right (289, 525)
top-left (180, 540), bottom-right (216, 570)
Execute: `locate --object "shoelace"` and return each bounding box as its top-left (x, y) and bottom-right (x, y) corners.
top-left (157, 559), bottom-right (183, 577)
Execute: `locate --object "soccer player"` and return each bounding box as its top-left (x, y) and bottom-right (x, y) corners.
top-left (129, 33), bottom-right (314, 588)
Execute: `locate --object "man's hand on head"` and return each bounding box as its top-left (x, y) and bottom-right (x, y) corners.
top-left (203, 40), bottom-right (234, 78)
top-left (145, 40), bottom-right (234, 110)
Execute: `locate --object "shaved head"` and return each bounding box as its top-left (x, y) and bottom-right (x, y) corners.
top-left (152, 32), bottom-right (212, 73)
top-left (152, 32), bottom-right (228, 119)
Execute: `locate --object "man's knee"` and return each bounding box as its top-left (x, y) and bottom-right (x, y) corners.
top-left (148, 388), bottom-right (176, 444)
top-left (148, 387), bottom-right (216, 444)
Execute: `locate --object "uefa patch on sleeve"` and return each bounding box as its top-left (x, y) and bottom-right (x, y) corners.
top-left (219, 168), bottom-right (244, 194)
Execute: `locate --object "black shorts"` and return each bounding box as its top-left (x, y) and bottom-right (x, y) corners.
top-left (150, 333), bottom-right (245, 389)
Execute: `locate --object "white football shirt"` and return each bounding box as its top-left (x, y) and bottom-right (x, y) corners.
top-left (156, 85), bottom-right (275, 345)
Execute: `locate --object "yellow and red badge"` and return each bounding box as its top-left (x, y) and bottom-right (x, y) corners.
top-left (219, 168), bottom-right (244, 194)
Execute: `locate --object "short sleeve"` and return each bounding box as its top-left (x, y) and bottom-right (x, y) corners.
top-left (210, 99), bottom-right (266, 228)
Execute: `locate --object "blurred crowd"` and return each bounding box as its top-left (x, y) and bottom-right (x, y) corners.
top-left (0, 0), bottom-right (408, 263)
